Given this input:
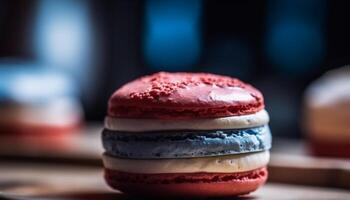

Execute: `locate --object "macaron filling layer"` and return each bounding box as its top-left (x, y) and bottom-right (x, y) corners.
top-left (103, 151), bottom-right (269, 174)
top-left (105, 109), bottom-right (269, 132)
top-left (102, 125), bottom-right (271, 159)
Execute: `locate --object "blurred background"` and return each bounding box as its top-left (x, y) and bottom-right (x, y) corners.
top-left (2, 1), bottom-right (350, 198)
top-left (0, 0), bottom-right (349, 139)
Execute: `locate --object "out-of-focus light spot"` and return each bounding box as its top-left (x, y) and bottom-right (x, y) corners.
top-left (266, 21), bottom-right (325, 72)
top-left (41, 21), bottom-right (83, 65)
top-left (34, 0), bottom-right (92, 79)
top-left (267, 0), bottom-right (326, 23)
top-left (265, 0), bottom-right (326, 74)
top-left (12, 71), bottom-right (74, 103)
top-left (144, 0), bottom-right (202, 71)
top-left (0, 61), bottom-right (77, 104)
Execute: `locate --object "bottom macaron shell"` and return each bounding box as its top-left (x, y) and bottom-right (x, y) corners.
top-left (309, 139), bottom-right (350, 158)
top-left (104, 167), bottom-right (267, 198)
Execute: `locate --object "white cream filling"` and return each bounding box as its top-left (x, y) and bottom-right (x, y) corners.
top-left (0, 98), bottom-right (82, 126)
top-left (104, 109), bottom-right (269, 132)
top-left (103, 151), bottom-right (269, 174)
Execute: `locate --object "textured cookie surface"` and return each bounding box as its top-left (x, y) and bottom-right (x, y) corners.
top-left (108, 72), bottom-right (264, 119)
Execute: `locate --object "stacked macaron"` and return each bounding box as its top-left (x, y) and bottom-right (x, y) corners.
top-left (304, 66), bottom-right (350, 158)
top-left (102, 72), bottom-right (272, 197)
top-left (0, 63), bottom-right (83, 148)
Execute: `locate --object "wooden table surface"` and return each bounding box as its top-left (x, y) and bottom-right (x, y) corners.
top-left (1, 161), bottom-right (350, 200)
top-left (0, 125), bottom-right (350, 199)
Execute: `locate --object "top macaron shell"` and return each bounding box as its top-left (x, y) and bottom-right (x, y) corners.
top-left (108, 72), bottom-right (264, 119)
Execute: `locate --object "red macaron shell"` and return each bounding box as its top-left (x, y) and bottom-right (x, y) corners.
top-left (104, 167), bottom-right (267, 198)
top-left (108, 72), bottom-right (264, 119)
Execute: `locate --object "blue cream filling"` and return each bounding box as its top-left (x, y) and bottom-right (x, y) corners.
top-left (102, 125), bottom-right (272, 159)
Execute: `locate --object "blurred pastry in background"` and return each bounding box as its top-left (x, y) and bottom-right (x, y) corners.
top-left (0, 62), bottom-right (83, 149)
top-left (304, 66), bottom-right (350, 158)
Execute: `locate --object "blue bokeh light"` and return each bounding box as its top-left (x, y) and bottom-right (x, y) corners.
top-left (266, 21), bottom-right (325, 73)
top-left (34, 0), bottom-right (93, 84)
top-left (0, 61), bottom-right (78, 104)
top-left (265, 0), bottom-right (326, 74)
top-left (143, 0), bottom-right (202, 71)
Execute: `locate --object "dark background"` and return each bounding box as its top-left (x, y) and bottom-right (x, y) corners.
top-left (1, 0), bottom-right (349, 138)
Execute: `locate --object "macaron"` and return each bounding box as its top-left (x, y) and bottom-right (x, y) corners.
top-left (304, 66), bottom-right (350, 158)
top-left (0, 62), bottom-right (83, 148)
top-left (102, 72), bottom-right (271, 198)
